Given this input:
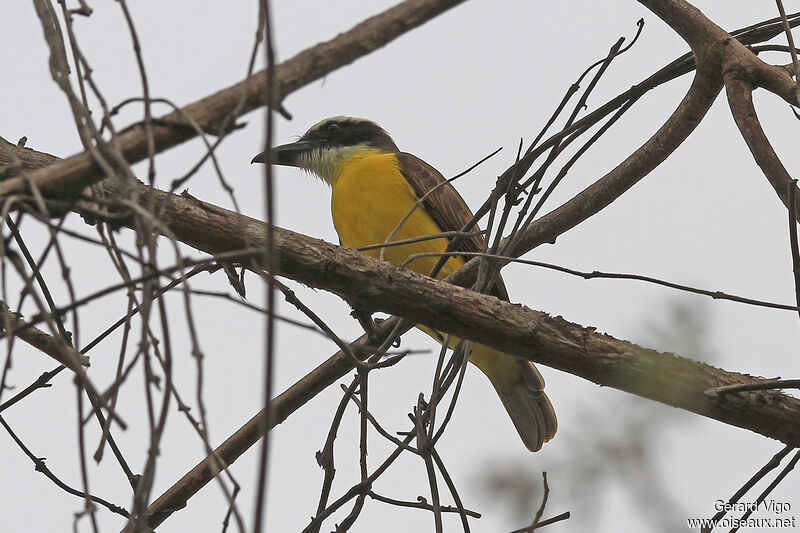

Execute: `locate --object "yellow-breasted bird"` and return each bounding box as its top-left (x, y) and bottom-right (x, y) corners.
top-left (252, 116), bottom-right (557, 451)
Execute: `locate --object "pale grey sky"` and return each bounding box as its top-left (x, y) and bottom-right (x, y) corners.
top-left (2, 1), bottom-right (799, 532)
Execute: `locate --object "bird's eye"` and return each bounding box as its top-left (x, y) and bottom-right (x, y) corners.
top-left (326, 122), bottom-right (342, 133)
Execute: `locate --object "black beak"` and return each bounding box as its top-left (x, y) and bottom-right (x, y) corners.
top-left (251, 140), bottom-right (320, 166)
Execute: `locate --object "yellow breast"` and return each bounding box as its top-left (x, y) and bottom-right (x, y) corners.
top-left (330, 152), bottom-right (464, 279)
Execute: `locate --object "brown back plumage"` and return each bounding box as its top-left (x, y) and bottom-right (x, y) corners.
top-left (395, 152), bottom-right (509, 301)
top-left (396, 152), bottom-right (557, 451)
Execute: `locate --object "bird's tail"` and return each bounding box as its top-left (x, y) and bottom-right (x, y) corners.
top-left (468, 344), bottom-right (557, 452)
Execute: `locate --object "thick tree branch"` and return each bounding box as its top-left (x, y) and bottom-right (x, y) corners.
top-left (0, 0), bottom-right (466, 198)
top-left (508, 0), bottom-right (799, 262)
top-left (7, 2), bottom-right (800, 524)
top-left (725, 73), bottom-right (800, 217)
top-left (5, 143), bottom-right (799, 446)
top-left (640, 0), bottom-right (799, 106)
top-left (137, 192), bottom-right (800, 525)
top-left (143, 319), bottom-right (398, 529)
top-left (0, 300), bottom-right (89, 368)
top-left (6, 126), bottom-right (800, 529)
top-left (639, 0), bottom-right (729, 65)
top-left (506, 66), bottom-right (721, 257)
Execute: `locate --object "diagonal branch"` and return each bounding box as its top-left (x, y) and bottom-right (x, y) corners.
top-left (0, 0), bottom-right (467, 198)
top-left (0, 299), bottom-right (89, 369)
top-left (504, 0), bottom-right (798, 261)
top-left (127, 185), bottom-right (800, 527)
top-left (506, 67), bottom-right (721, 257)
top-left (7, 144), bottom-right (800, 446)
top-left (5, 64), bottom-right (798, 522)
top-left (8, 2), bottom-right (800, 524)
top-left (641, 0), bottom-right (800, 106)
top-left (725, 74), bottom-right (800, 217)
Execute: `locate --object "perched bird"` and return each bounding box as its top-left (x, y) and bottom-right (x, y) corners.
top-left (252, 116), bottom-right (557, 451)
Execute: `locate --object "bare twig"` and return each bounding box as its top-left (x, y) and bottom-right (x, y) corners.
top-left (252, 1), bottom-right (277, 530)
top-left (706, 379), bottom-right (800, 395)
top-left (0, 414), bottom-right (128, 518)
top-left (775, 0), bottom-right (800, 103)
top-left (730, 450), bottom-right (800, 533)
top-left (404, 251), bottom-right (800, 313)
top-left (701, 445), bottom-right (795, 532)
top-left (367, 490), bottom-right (480, 518)
top-left (0, 0), bottom-right (469, 199)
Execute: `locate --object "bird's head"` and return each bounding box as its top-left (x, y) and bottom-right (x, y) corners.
top-left (251, 116), bottom-right (398, 184)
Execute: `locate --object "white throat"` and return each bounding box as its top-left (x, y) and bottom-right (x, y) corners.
top-left (297, 144), bottom-right (377, 185)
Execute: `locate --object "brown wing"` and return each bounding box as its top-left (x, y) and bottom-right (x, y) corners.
top-left (396, 152), bottom-right (509, 301)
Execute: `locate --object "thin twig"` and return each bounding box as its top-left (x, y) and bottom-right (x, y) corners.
top-left (404, 251), bottom-right (800, 313)
top-left (706, 379), bottom-right (800, 395)
top-left (367, 490), bottom-right (480, 518)
top-left (0, 414), bottom-right (129, 518)
top-left (701, 445), bottom-right (794, 533)
top-left (775, 0), bottom-right (800, 104)
top-left (729, 449), bottom-right (800, 533)
top-left (788, 179), bottom-right (800, 323)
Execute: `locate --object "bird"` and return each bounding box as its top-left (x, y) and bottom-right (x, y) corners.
top-left (252, 116), bottom-right (557, 451)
